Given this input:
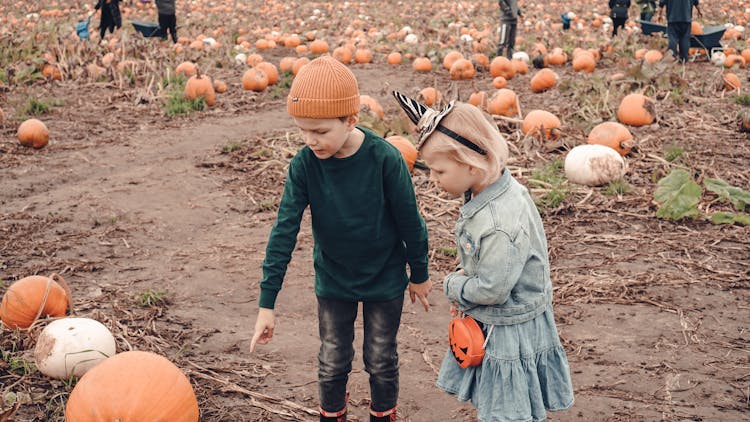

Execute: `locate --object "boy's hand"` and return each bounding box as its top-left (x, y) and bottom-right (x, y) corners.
top-left (408, 279), bottom-right (432, 312)
top-left (250, 308), bottom-right (276, 353)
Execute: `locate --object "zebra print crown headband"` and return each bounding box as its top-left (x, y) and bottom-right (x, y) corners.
top-left (392, 91), bottom-right (486, 155)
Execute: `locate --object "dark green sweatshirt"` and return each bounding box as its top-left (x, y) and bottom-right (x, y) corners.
top-left (259, 127), bottom-right (429, 309)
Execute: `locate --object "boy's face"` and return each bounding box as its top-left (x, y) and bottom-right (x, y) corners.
top-left (421, 140), bottom-right (478, 198)
top-left (293, 115), bottom-right (357, 159)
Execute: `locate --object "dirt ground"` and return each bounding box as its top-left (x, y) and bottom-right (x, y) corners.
top-left (2, 54), bottom-right (750, 422)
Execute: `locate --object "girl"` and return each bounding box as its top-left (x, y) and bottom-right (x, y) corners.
top-left (394, 92), bottom-right (574, 422)
top-left (94, 0), bottom-right (122, 41)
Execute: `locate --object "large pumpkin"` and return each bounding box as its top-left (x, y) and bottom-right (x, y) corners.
top-left (587, 121), bottom-right (634, 155)
top-left (385, 136), bottom-right (417, 172)
top-left (17, 118), bottom-right (50, 149)
top-left (486, 89), bottom-right (518, 117)
top-left (521, 110), bottom-right (562, 141)
top-left (0, 274), bottom-right (70, 329)
top-left (530, 68), bottom-right (558, 93)
top-left (65, 350), bottom-right (200, 422)
top-left (564, 144), bottom-right (627, 186)
top-left (183, 73), bottom-right (215, 107)
top-left (617, 93), bottom-right (655, 127)
top-left (35, 317), bottom-right (116, 379)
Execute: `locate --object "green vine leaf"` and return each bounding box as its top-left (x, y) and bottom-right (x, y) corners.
top-left (710, 212), bottom-right (750, 226)
top-left (654, 169), bottom-right (702, 221)
top-left (703, 177), bottom-right (750, 212)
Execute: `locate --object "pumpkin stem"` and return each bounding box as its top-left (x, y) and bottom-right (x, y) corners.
top-left (51, 273), bottom-right (73, 315)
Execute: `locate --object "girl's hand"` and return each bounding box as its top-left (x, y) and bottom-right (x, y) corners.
top-left (450, 302), bottom-right (462, 318)
top-left (250, 308), bottom-right (276, 352)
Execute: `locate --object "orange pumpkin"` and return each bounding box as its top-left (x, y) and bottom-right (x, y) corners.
top-left (307, 39), bottom-right (328, 55)
top-left (332, 47), bottom-right (353, 64)
top-left (643, 50), bottom-right (663, 63)
top-left (386, 52), bottom-right (403, 65)
top-left (360, 95), bottom-right (384, 119)
top-left (723, 72), bottom-right (741, 91)
top-left (0, 275), bottom-right (69, 329)
top-left (489, 56), bottom-right (515, 79)
top-left (17, 118), bottom-right (50, 148)
top-left (354, 49), bottom-right (373, 64)
top-left (486, 89), bottom-right (518, 117)
top-left (184, 72), bottom-right (215, 107)
top-left (616, 93), bottom-right (655, 127)
top-left (521, 110), bottom-right (562, 140)
top-left (242, 68), bottom-right (269, 92)
top-left (530, 68), bottom-right (558, 93)
top-left (468, 91), bottom-right (488, 109)
top-left (448, 316), bottom-right (485, 368)
top-left (418, 87), bottom-right (441, 107)
top-left (587, 121), bottom-right (634, 155)
top-left (412, 57), bottom-right (432, 72)
top-left (65, 351), bottom-right (199, 422)
top-left (291, 57), bottom-right (310, 76)
top-left (213, 79), bottom-right (228, 94)
top-left (174, 61), bottom-right (197, 77)
top-left (572, 51), bottom-right (596, 73)
top-left (449, 58), bottom-right (475, 80)
top-left (255, 62), bottom-right (279, 85)
top-left (385, 136), bottom-right (418, 172)
top-left (442, 51), bottom-right (464, 70)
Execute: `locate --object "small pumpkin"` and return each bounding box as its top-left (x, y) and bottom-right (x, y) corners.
top-left (354, 48), bottom-right (373, 64)
top-left (564, 144), bottom-right (627, 186)
top-left (449, 58), bottom-right (475, 80)
top-left (213, 79), bottom-right (228, 94)
top-left (34, 317), bottom-right (116, 379)
top-left (572, 51), bottom-right (596, 73)
top-left (442, 51), bottom-right (464, 70)
top-left (723, 72), bottom-right (741, 91)
top-left (0, 274), bottom-right (70, 329)
top-left (530, 68), bottom-right (558, 93)
top-left (587, 121), bottom-right (634, 155)
top-left (521, 110), bottom-right (562, 140)
top-left (643, 50), bottom-right (663, 63)
top-left (65, 351), bottom-right (199, 422)
top-left (360, 95), bottom-right (384, 120)
top-left (448, 316), bottom-right (485, 368)
top-left (617, 93), bottom-right (655, 127)
top-left (332, 46), bottom-right (353, 64)
top-left (386, 52), bottom-right (403, 65)
top-left (309, 39), bottom-right (329, 54)
top-left (242, 68), bottom-right (269, 92)
top-left (17, 118), bottom-right (50, 148)
top-left (468, 91), bottom-right (488, 109)
top-left (174, 61), bottom-right (197, 77)
top-left (412, 57), bottom-right (433, 72)
top-left (184, 71), bottom-right (215, 107)
top-left (418, 87), bottom-right (441, 107)
top-left (291, 57), bottom-right (310, 76)
top-left (385, 136), bottom-right (418, 172)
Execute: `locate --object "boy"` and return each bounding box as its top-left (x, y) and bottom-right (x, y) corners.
top-left (250, 55), bottom-right (432, 422)
top-left (658, 0), bottom-right (703, 62)
top-left (155, 0), bottom-right (177, 43)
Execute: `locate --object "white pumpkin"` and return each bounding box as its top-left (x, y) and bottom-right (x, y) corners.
top-left (512, 51), bottom-right (530, 63)
top-left (564, 144), bottom-right (627, 186)
top-left (34, 317), bottom-right (116, 379)
top-left (711, 51), bottom-right (726, 67)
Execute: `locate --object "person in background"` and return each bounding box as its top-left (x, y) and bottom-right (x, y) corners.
top-left (155, 0), bottom-right (178, 43)
top-left (609, 0), bottom-right (631, 36)
top-left (636, 0), bottom-right (658, 21)
top-left (497, 0), bottom-right (519, 59)
top-left (93, 0), bottom-right (122, 41)
top-left (658, 0), bottom-right (703, 62)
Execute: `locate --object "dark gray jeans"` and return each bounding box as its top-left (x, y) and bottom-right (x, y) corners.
top-left (667, 22), bottom-right (691, 62)
top-left (317, 295), bottom-right (404, 414)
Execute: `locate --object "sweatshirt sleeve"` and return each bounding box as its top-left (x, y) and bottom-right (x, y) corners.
top-left (443, 229), bottom-right (527, 308)
top-left (258, 156), bottom-right (309, 309)
top-left (383, 152), bottom-right (429, 283)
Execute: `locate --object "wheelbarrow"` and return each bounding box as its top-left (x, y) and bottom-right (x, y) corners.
top-left (76, 16), bottom-right (92, 40)
top-left (638, 20), bottom-right (726, 58)
top-left (132, 21), bottom-right (162, 38)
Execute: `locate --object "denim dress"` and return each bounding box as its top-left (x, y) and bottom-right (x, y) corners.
top-left (436, 170), bottom-right (574, 422)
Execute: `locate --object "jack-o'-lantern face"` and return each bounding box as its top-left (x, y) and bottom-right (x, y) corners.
top-left (448, 317), bottom-right (485, 368)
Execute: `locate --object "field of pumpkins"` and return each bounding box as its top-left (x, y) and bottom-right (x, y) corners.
top-left (1, 0), bottom-right (749, 421)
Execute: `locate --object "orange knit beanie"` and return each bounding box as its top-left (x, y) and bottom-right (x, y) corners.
top-left (287, 55), bottom-right (360, 118)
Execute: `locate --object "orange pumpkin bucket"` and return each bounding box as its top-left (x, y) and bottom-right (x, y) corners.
top-left (448, 316), bottom-right (485, 368)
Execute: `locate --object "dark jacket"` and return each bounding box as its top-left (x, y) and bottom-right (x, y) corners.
top-left (610, 0), bottom-right (631, 19)
top-left (659, 0), bottom-right (699, 22)
top-left (155, 0), bottom-right (176, 15)
top-left (95, 0), bottom-right (122, 29)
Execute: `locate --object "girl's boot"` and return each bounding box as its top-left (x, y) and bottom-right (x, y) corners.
top-left (369, 405), bottom-right (397, 422)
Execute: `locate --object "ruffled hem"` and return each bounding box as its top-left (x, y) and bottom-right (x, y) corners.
top-left (436, 308), bottom-right (574, 422)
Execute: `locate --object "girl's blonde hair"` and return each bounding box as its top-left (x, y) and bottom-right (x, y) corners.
top-left (420, 102), bottom-right (509, 186)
